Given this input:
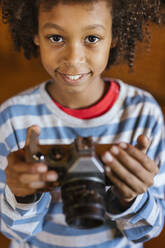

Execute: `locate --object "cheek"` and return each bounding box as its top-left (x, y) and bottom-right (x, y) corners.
top-left (92, 44), bottom-right (110, 70)
top-left (40, 46), bottom-right (57, 72)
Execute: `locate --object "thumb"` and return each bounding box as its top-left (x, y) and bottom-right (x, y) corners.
top-left (25, 125), bottom-right (41, 147)
top-left (135, 134), bottom-right (150, 153)
top-left (24, 125), bottom-right (41, 162)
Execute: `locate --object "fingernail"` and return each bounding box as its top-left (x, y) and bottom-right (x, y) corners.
top-left (102, 152), bottom-right (113, 163)
top-left (105, 166), bottom-right (111, 173)
top-left (46, 173), bottom-right (58, 181)
top-left (119, 142), bottom-right (127, 149)
top-left (111, 146), bottom-right (119, 155)
top-left (30, 181), bottom-right (45, 188)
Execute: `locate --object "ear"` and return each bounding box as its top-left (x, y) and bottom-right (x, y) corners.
top-left (33, 35), bottom-right (40, 46)
top-left (111, 37), bottom-right (118, 48)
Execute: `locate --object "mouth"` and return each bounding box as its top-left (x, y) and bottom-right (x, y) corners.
top-left (57, 71), bottom-right (91, 84)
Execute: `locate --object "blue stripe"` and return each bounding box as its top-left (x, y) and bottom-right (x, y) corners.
top-left (7, 221), bottom-right (44, 241)
top-left (0, 104), bottom-right (52, 126)
top-left (0, 169), bottom-right (6, 183)
top-left (147, 141), bottom-right (165, 161)
top-left (43, 219), bottom-right (116, 236)
top-left (36, 192), bottom-right (51, 212)
top-left (48, 202), bottom-right (63, 214)
top-left (4, 115), bottom-right (158, 150)
top-left (151, 121), bottom-right (162, 136)
top-left (150, 185), bottom-right (165, 197)
top-left (125, 212), bottom-right (161, 241)
top-left (0, 188), bottom-right (5, 194)
top-left (133, 192), bottom-right (148, 213)
top-left (5, 133), bottom-right (18, 150)
top-left (157, 162), bottom-right (165, 174)
top-left (1, 206), bottom-right (48, 226)
top-left (0, 230), bottom-right (16, 241)
top-left (125, 224), bottom-right (153, 241)
top-left (0, 143), bottom-right (9, 156)
top-left (122, 95), bottom-right (160, 109)
top-left (131, 190), bottom-right (154, 224)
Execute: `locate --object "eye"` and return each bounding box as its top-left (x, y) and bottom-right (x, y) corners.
top-left (48, 35), bottom-right (64, 43)
top-left (85, 35), bottom-right (100, 44)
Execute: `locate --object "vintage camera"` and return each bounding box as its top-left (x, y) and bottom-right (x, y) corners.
top-left (25, 130), bottom-right (112, 229)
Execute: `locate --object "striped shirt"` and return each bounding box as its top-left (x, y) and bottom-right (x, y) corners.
top-left (0, 79), bottom-right (165, 248)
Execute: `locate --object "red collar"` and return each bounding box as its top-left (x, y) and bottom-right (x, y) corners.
top-left (51, 80), bottom-right (120, 119)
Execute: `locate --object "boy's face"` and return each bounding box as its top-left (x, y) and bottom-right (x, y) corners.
top-left (34, 0), bottom-right (112, 100)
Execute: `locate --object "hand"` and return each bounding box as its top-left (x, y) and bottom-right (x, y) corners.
top-left (102, 135), bottom-right (158, 207)
top-left (5, 125), bottom-right (59, 197)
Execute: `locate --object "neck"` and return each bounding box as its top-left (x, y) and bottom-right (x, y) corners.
top-left (47, 78), bottom-right (107, 109)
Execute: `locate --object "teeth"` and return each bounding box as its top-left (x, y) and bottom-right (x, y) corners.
top-left (65, 74), bottom-right (82, 80)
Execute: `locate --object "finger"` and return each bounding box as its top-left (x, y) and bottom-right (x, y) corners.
top-left (19, 170), bottom-right (58, 184)
top-left (25, 125), bottom-right (41, 163)
top-left (120, 143), bottom-right (158, 174)
top-left (11, 162), bottom-right (47, 173)
top-left (110, 146), bottom-right (154, 187)
top-left (6, 181), bottom-right (37, 196)
top-left (29, 181), bottom-right (46, 189)
top-left (111, 186), bottom-right (135, 206)
top-left (25, 125), bottom-right (41, 147)
top-left (103, 150), bottom-right (148, 194)
top-left (105, 169), bottom-right (137, 201)
top-left (135, 134), bottom-right (150, 153)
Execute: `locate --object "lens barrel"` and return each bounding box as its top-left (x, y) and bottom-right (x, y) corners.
top-left (62, 179), bottom-right (106, 229)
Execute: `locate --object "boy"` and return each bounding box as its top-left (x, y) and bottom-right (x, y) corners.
top-left (0, 0), bottom-right (165, 247)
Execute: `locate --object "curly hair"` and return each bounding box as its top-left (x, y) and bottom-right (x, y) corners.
top-left (1, 0), bottom-right (162, 70)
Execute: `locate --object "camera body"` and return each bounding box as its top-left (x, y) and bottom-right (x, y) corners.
top-left (26, 133), bottom-right (112, 229)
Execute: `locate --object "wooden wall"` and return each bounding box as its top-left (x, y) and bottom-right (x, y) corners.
top-left (0, 19), bottom-right (165, 247)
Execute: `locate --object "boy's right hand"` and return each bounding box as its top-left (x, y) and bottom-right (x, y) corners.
top-left (5, 125), bottom-right (58, 197)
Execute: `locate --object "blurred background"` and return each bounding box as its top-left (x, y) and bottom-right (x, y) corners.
top-left (0, 9), bottom-right (165, 248)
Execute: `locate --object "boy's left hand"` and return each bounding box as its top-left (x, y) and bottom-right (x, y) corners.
top-left (102, 135), bottom-right (159, 207)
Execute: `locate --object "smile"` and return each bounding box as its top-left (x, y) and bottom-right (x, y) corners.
top-left (63, 74), bottom-right (83, 80)
top-left (57, 71), bottom-right (91, 84)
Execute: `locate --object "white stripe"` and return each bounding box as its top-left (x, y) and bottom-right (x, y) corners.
top-left (4, 185), bottom-right (38, 211)
top-left (10, 240), bottom-right (31, 248)
top-left (1, 193), bottom-right (38, 223)
top-left (98, 127), bottom-right (150, 144)
top-left (1, 218), bottom-right (24, 241)
top-left (12, 221), bottom-right (40, 234)
top-left (45, 213), bottom-right (67, 226)
top-left (146, 209), bottom-right (163, 238)
top-left (147, 200), bottom-right (159, 225)
top-left (154, 172), bottom-right (165, 187)
top-left (0, 182), bottom-right (5, 189)
top-left (0, 156), bottom-right (8, 169)
top-left (1, 99), bottom-right (159, 131)
top-left (0, 86), bottom-right (44, 112)
top-left (36, 229), bottom-right (114, 247)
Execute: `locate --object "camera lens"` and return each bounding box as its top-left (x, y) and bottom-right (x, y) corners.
top-left (62, 180), bottom-right (106, 229)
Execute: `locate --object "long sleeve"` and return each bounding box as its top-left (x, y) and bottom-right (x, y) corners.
top-left (0, 102), bottom-right (52, 242)
top-left (0, 186), bottom-right (51, 242)
top-left (106, 99), bottom-right (165, 243)
top-left (106, 190), bottom-right (164, 243)
top-left (1, 80), bottom-right (165, 248)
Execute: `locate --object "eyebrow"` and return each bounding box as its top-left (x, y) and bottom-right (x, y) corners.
top-left (42, 23), bottom-right (106, 32)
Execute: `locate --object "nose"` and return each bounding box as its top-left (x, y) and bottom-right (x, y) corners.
top-left (64, 43), bottom-right (86, 66)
